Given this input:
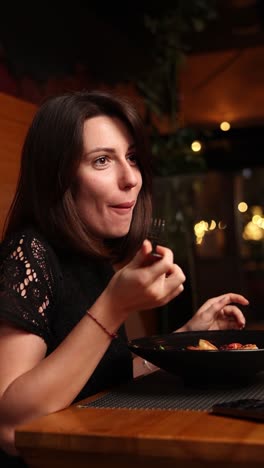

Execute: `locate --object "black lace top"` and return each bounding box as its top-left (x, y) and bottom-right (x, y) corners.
top-left (0, 227), bottom-right (133, 401)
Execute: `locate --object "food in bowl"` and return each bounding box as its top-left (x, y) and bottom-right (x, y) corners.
top-left (128, 330), bottom-right (264, 383)
top-left (186, 338), bottom-right (258, 351)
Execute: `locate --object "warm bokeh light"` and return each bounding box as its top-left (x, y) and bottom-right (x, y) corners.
top-left (243, 221), bottom-right (264, 241)
top-left (194, 220), bottom-right (207, 244)
top-left (220, 121), bottom-right (231, 131)
top-left (209, 220), bottom-right (216, 230)
top-left (251, 205), bottom-right (263, 216)
top-left (218, 221), bottom-right (227, 230)
top-left (252, 215), bottom-right (261, 225)
top-left (194, 220), bottom-right (218, 245)
top-left (238, 202), bottom-right (248, 213)
top-left (191, 140), bottom-right (202, 152)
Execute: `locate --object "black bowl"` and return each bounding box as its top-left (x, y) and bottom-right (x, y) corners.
top-left (128, 329), bottom-right (264, 385)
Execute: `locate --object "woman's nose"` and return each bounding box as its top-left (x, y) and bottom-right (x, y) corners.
top-left (118, 162), bottom-right (139, 189)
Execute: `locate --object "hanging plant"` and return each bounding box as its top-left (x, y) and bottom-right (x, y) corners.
top-left (136, 0), bottom-right (218, 175)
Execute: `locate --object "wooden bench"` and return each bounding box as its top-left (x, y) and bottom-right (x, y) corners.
top-left (0, 92), bottom-right (36, 236)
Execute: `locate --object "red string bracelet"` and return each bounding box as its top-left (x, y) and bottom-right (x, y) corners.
top-left (87, 311), bottom-right (118, 340)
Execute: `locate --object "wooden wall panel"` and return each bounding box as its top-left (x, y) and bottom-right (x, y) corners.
top-left (180, 45), bottom-right (264, 128)
top-left (0, 93), bottom-right (36, 236)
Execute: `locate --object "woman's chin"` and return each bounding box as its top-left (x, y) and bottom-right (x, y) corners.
top-left (104, 227), bottom-right (130, 239)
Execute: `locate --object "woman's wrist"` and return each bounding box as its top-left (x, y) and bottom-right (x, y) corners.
top-left (105, 286), bottom-right (131, 322)
top-left (86, 310), bottom-right (118, 340)
top-left (88, 290), bottom-right (126, 338)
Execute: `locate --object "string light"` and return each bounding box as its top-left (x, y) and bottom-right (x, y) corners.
top-left (191, 140), bottom-right (202, 152)
top-left (220, 121), bottom-right (231, 131)
top-left (238, 202), bottom-right (248, 213)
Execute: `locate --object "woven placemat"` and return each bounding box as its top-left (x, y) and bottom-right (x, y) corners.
top-left (78, 370), bottom-right (264, 411)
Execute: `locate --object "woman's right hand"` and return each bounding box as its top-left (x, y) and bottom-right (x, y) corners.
top-left (105, 239), bottom-right (186, 319)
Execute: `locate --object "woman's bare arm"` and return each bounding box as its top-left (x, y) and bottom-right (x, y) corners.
top-left (0, 240), bottom-right (186, 455)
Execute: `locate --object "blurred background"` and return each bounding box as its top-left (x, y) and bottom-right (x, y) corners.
top-left (0, 0), bottom-right (264, 336)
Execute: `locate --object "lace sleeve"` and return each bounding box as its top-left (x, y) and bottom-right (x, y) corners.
top-left (0, 230), bottom-right (59, 345)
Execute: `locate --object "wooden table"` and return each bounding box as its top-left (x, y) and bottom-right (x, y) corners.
top-left (15, 376), bottom-right (264, 468)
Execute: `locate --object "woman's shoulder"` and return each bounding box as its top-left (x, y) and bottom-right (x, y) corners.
top-left (0, 226), bottom-right (60, 273)
top-left (0, 227), bottom-right (62, 346)
top-left (2, 226), bottom-right (52, 253)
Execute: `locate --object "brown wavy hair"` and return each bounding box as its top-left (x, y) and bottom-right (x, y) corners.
top-left (3, 91), bottom-right (153, 262)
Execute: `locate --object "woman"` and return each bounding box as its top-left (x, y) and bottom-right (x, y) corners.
top-left (0, 91), bottom-right (248, 464)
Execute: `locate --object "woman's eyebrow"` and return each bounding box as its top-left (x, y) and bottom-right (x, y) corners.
top-left (86, 144), bottom-right (135, 156)
top-left (86, 147), bottom-right (115, 156)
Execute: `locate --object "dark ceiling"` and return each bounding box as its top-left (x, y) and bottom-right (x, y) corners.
top-left (0, 4), bottom-right (161, 81)
top-left (1, 1), bottom-right (264, 172)
top-left (1, 1), bottom-right (264, 82)
top-left (189, 0), bottom-right (264, 52)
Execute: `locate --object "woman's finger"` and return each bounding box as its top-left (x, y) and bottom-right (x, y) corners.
top-left (221, 306), bottom-right (246, 328)
top-left (200, 293), bottom-right (249, 311)
top-left (131, 241), bottom-right (174, 271)
top-left (155, 283), bottom-right (185, 307)
top-left (129, 239), bottom-right (153, 267)
top-left (220, 293), bottom-right (249, 306)
top-left (164, 263), bottom-right (186, 289)
top-left (141, 249), bottom-right (182, 285)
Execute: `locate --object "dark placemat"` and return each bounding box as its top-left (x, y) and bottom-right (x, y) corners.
top-left (78, 370), bottom-right (264, 411)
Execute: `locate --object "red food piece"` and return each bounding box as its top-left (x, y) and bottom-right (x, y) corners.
top-left (220, 342), bottom-right (243, 350)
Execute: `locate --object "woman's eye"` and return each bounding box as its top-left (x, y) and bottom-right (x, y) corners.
top-left (94, 156), bottom-right (108, 166)
top-left (127, 153), bottom-right (138, 165)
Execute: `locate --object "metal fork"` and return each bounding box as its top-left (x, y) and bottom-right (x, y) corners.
top-left (148, 218), bottom-right (166, 257)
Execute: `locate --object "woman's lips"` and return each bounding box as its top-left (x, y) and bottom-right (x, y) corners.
top-left (109, 201), bottom-right (135, 214)
top-left (110, 201), bottom-right (135, 209)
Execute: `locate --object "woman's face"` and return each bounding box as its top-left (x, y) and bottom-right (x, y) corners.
top-left (75, 115), bottom-right (142, 239)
